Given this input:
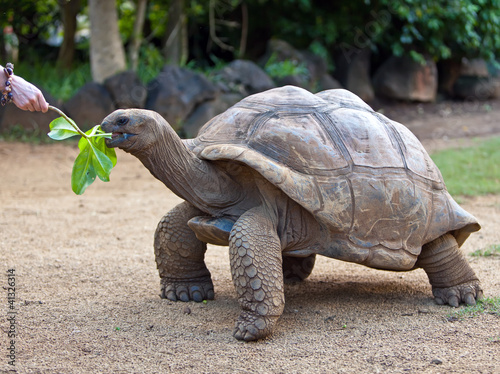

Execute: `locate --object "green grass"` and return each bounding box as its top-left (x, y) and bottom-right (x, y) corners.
top-left (447, 296), bottom-right (500, 321)
top-left (470, 244), bottom-right (500, 257)
top-left (431, 137), bottom-right (500, 196)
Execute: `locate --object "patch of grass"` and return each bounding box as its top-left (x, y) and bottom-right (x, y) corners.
top-left (447, 296), bottom-right (500, 321)
top-left (470, 244), bottom-right (500, 257)
top-left (431, 137), bottom-right (500, 196)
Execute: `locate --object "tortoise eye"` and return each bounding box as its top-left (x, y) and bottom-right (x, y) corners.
top-left (117, 117), bottom-right (128, 126)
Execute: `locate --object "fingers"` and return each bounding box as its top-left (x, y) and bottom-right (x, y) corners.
top-left (10, 75), bottom-right (49, 112)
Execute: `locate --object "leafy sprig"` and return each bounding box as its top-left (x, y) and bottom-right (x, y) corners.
top-left (47, 106), bottom-right (117, 195)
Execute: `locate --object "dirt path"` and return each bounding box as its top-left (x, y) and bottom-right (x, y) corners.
top-left (1, 103), bottom-right (500, 373)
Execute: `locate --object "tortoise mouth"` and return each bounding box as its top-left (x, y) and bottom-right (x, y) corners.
top-left (105, 132), bottom-right (137, 148)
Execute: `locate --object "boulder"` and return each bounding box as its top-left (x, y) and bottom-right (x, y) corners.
top-left (437, 59), bottom-right (462, 96)
top-left (317, 74), bottom-right (343, 91)
top-left (146, 65), bottom-right (219, 130)
top-left (64, 82), bottom-right (115, 130)
top-left (260, 39), bottom-right (329, 91)
top-left (182, 93), bottom-right (243, 138)
top-left (449, 58), bottom-right (495, 100)
top-left (373, 55), bottom-right (438, 102)
top-left (334, 48), bottom-right (374, 102)
top-left (104, 70), bottom-right (147, 109)
top-left (460, 58), bottom-right (489, 77)
top-left (0, 88), bottom-right (59, 135)
top-left (274, 75), bottom-right (309, 90)
top-left (453, 76), bottom-right (496, 100)
top-left (215, 60), bottom-right (275, 95)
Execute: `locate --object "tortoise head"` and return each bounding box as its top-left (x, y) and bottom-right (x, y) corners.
top-left (101, 109), bottom-right (165, 153)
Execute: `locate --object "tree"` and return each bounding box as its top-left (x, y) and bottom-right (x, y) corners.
top-left (128, 0), bottom-right (148, 71)
top-left (163, 0), bottom-right (188, 65)
top-left (88, 0), bottom-right (126, 83)
top-left (369, 0), bottom-right (500, 63)
top-left (57, 0), bottom-right (81, 70)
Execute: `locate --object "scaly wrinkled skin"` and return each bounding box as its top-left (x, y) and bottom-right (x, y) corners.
top-left (154, 202), bottom-right (214, 302)
top-left (229, 206), bottom-right (285, 341)
top-left (416, 233), bottom-right (482, 307)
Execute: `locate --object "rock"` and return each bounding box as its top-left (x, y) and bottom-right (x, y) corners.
top-left (460, 58), bottom-right (489, 77)
top-left (334, 48), bottom-right (374, 102)
top-left (317, 74), bottom-right (343, 91)
top-left (260, 39), bottom-right (329, 91)
top-left (104, 70), bottom-right (147, 109)
top-left (453, 76), bottom-right (496, 100)
top-left (146, 65), bottom-right (219, 131)
top-left (0, 88), bottom-right (59, 135)
top-left (275, 75), bottom-right (309, 90)
top-left (183, 93), bottom-right (243, 138)
top-left (64, 82), bottom-right (115, 130)
top-left (437, 59), bottom-right (462, 96)
top-left (373, 55), bottom-right (438, 102)
top-left (492, 78), bottom-right (500, 99)
top-left (215, 60), bottom-right (275, 95)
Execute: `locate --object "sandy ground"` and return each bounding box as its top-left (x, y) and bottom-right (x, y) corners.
top-left (1, 103), bottom-right (500, 373)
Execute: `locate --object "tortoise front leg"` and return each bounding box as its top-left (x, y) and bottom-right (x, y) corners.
top-left (416, 233), bottom-right (483, 307)
top-left (229, 207), bottom-right (285, 341)
top-left (154, 201), bottom-right (214, 302)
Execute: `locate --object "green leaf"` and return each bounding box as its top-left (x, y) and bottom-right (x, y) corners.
top-left (71, 140), bottom-right (96, 195)
top-left (89, 141), bottom-right (114, 182)
top-left (48, 117), bottom-right (80, 140)
top-left (93, 132), bottom-right (117, 167)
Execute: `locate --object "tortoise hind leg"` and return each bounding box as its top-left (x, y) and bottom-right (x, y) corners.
top-left (282, 254), bottom-right (316, 283)
top-left (416, 233), bottom-right (483, 307)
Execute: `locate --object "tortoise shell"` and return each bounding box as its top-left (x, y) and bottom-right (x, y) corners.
top-left (189, 86), bottom-right (480, 270)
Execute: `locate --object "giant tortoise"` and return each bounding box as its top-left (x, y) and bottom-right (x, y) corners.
top-left (101, 85), bottom-right (482, 341)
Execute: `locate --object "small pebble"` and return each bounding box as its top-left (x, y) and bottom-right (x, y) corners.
top-left (431, 358), bottom-right (443, 365)
top-left (183, 306), bottom-right (191, 315)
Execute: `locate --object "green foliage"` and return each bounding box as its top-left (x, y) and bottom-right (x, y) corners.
top-left (470, 244), bottom-right (500, 257)
top-left (264, 53), bottom-right (309, 79)
top-left (431, 137), bottom-right (500, 196)
top-left (0, 1), bottom-right (59, 45)
top-left (135, 44), bottom-right (165, 84)
top-left (368, 0), bottom-right (500, 62)
top-left (447, 296), bottom-right (500, 320)
top-left (15, 61), bottom-right (91, 102)
top-left (47, 107), bottom-right (116, 195)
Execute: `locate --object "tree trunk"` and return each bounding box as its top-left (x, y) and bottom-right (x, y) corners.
top-left (162, 0), bottom-right (187, 65)
top-left (57, 0), bottom-right (81, 70)
top-left (88, 0), bottom-right (127, 83)
top-left (128, 0), bottom-right (148, 71)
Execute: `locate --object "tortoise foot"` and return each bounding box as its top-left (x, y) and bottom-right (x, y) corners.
top-left (432, 281), bottom-right (483, 308)
top-left (233, 311), bottom-right (278, 341)
top-left (160, 276), bottom-right (214, 302)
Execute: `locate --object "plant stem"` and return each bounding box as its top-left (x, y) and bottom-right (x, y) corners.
top-left (48, 105), bottom-right (87, 138)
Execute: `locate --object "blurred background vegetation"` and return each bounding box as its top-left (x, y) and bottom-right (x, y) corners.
top-left (0, 0), bottom-right (499, 101)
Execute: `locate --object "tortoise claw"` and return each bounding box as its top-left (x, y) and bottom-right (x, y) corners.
top-left (432, 281), bottom-right (482, 308)
top-left (160, 276), bottom-right (214, 302)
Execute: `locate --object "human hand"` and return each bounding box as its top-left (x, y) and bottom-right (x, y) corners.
top-left (10, 74), bottom-right (49, 113)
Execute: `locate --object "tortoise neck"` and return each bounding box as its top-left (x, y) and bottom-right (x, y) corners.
top-left (132, 120), bottom-right (241, 214)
